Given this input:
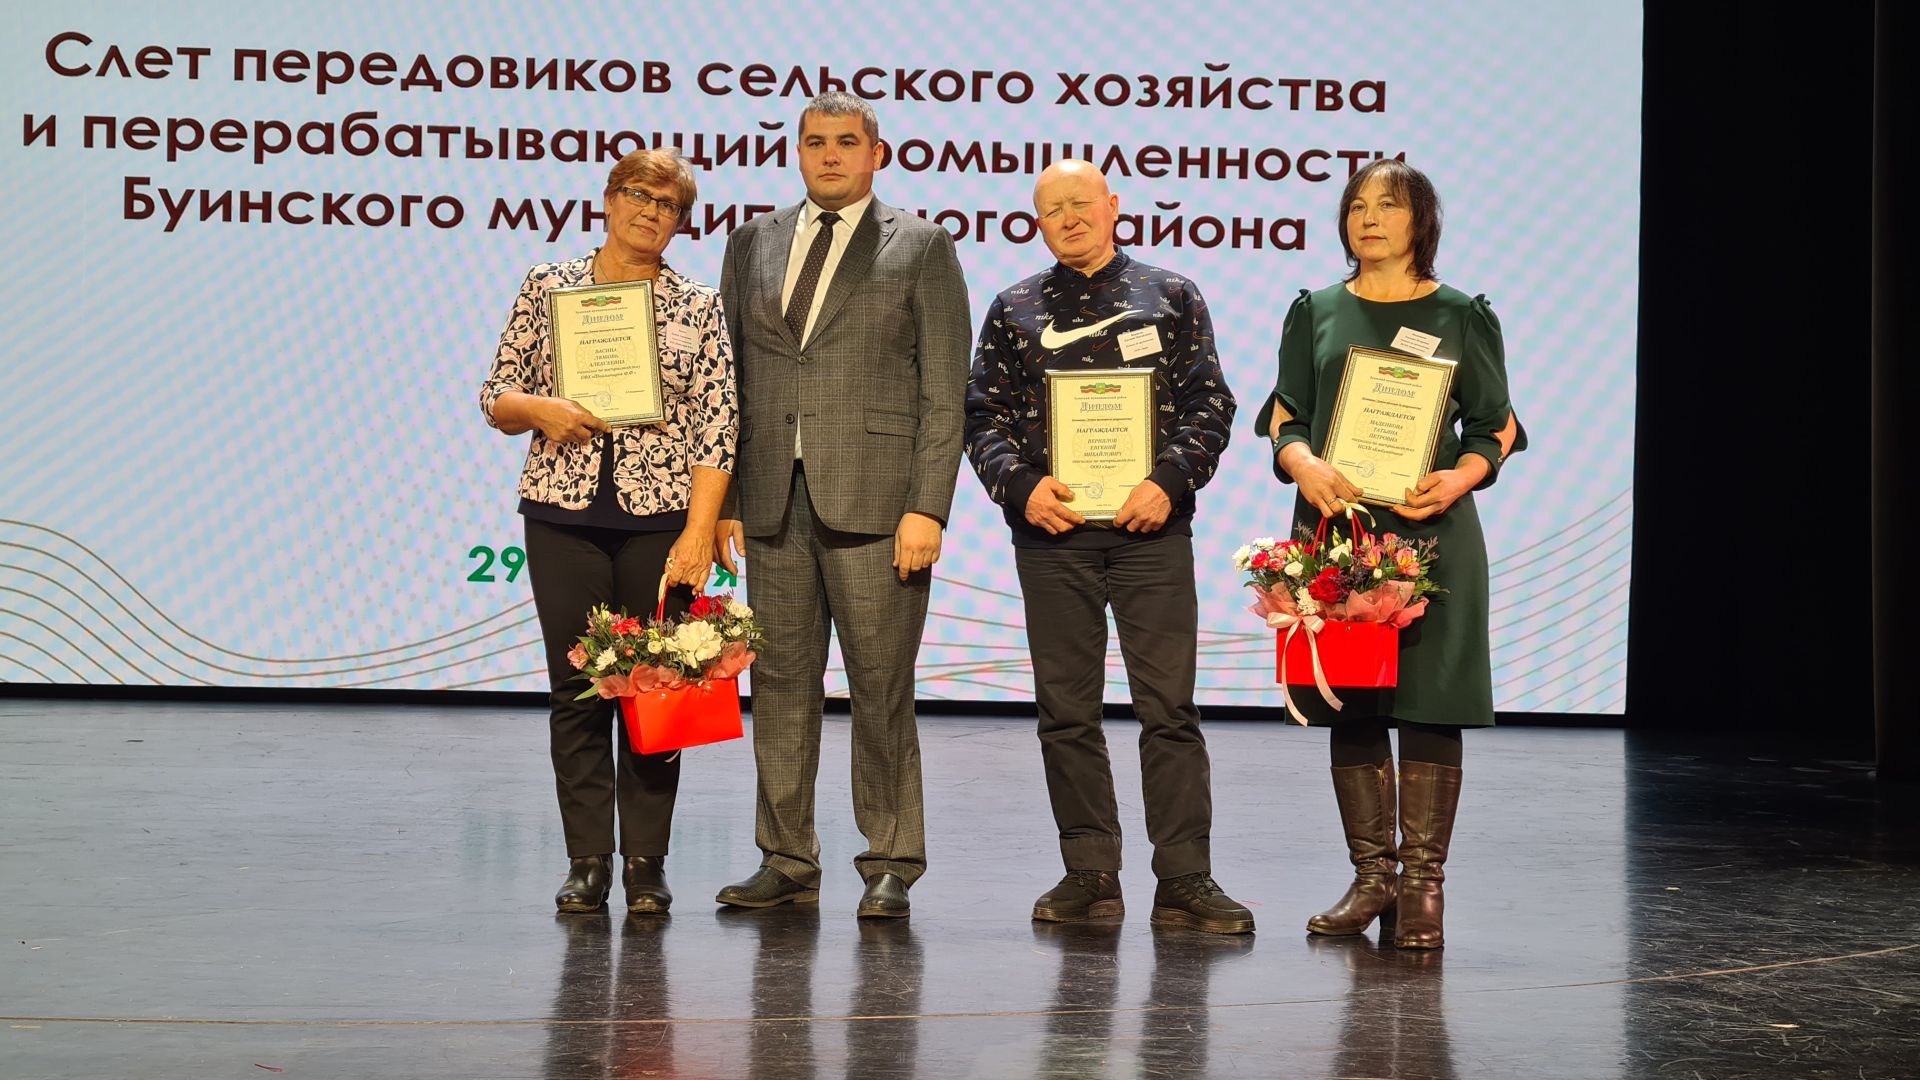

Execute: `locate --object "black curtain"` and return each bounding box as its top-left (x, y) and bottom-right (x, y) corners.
top-left (1871, 1), bottom-right (1916, 779)
top-left (1631, 5), bottom-right (1876, 752)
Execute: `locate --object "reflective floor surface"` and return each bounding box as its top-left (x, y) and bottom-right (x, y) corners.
top-left (2, 701), bottom-right (1916, 1078)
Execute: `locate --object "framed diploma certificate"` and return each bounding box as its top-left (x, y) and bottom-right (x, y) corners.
top-left (1323, 345), bottom-right (1458, 507)
top-left (1045, 367), bottom-right (1157, 521)
top-left (546, 280), bottom-right (665, 427)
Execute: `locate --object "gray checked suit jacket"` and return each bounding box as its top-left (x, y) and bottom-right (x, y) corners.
top-left (719, 199), bottom-right (971, 537)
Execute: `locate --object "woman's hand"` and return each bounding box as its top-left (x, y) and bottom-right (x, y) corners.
top-left (663, 528), bottom-right (714, 590)
top-left (1281, 445), bottom-right (1365, 518)
top-left (1391, 455), bottom-right (1490, 521)
top-left (531, 397), bottom-right (609, 445)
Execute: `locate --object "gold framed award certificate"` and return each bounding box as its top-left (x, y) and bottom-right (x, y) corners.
top-left (1322, 346), bottom-right (1458, 507)
top-left (546, 280), bottom-right (664, 427)
top-left (1045, 368), bottom-right (1157, 521)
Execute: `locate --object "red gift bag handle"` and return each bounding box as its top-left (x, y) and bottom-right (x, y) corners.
top-left (1311, 505), bottom-right (1374, 555)
top-left (644, 570), bottom-right (715, 763)
top-left (654, 572), bottom-right (708, 621)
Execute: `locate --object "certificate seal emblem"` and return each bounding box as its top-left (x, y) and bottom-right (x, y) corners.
top-left (1355, 459), bottom-right (1377, 479)
top-left (1087, 481), bottom-right (1105, 501)
top-left (595, 391), bottom-right (614, 409)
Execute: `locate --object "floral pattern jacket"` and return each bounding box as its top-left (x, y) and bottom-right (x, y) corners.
top-left (481, 253), bottom-right (737, 514)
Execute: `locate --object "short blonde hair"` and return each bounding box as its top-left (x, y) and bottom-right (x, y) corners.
top-left (604, 148), bottom-right (698, 224)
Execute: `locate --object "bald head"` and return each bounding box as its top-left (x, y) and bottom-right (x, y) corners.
top-left (1034, 160), bottom-right (1111, 202)
top-left (1033, 159), bottom-right (1119, 274)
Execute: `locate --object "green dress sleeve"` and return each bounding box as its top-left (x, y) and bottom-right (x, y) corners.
top-left (1253, 289), bottom-right (1315, 482)
top-left (1456, 294), bottom-right (1528, 490)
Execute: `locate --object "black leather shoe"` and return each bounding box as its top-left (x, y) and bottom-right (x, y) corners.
top-left (856, 873), bottom-right (911, 919)
top-left (1032, 870), bottom-right (1124, 922)
top-left (623, 855), bottom-right (671, 916)
top-left (555, 854), bottom-right (613, 913)
top-left (714, 866), bottom-right (819, 908)
top-left (1150, 873), bottom-right (1255, 935)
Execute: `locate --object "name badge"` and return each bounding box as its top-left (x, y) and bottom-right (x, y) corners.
top-left (1390, 326), bottom-right (1441, 359)
top-left (1117, 325), bottom-right (1162, 361)
top-left (664, 322), bottom-right (700, 354)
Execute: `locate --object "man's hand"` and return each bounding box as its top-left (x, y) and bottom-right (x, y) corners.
top-left (1024, 476), bottom-right (1087, 535)
top-left (893, 512), bottom-right (944, 582)
top-left (1112, 478), bottom-right (1173, 534)
top-left (714, 519), bottom-right (746, 575)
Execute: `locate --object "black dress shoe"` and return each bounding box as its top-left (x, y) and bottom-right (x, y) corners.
top-left (623, 855), bottom-right (671, 916)
top-left (857, 873), bottom-right (911, 919)
top-left (1032, 870), bottom-right (1124, 922)
top-left (555, 854), bottom-right (613, 913)
top-left (715, 866), bottom-right (819, 908)
top-left (1149, 873), bottom-right (1255, 935)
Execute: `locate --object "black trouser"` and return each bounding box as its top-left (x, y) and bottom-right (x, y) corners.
top-left (1014, 534), bottom-right (1211, 880)
top-left (525, 517), bottom-right (691, 857)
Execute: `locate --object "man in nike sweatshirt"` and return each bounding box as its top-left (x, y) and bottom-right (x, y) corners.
top-left (964, 160), bottom-right (1249, 934)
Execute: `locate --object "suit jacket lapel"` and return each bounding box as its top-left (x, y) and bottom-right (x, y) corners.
top-left (805, 200), bottom-right (898, 346)
top-left (757, 204), bottom-right (802, 345)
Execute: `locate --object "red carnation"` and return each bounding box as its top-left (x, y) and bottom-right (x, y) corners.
top-left (689, 594), bottom-right (725, 619)
top-left (1307, 566), bottom-right (1349, 604)
top-left (611, 617), bottom-right (642, 636)
top-left (1250, 550), bottom-right (1271, 570)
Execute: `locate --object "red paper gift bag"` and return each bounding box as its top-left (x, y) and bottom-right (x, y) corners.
top-left (1277, 620), bottom-right (1400, 688)
top-left (619, 677), bottom-right (744, 755)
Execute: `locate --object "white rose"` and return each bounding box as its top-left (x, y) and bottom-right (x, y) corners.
top-left (1372, 568), bottom-right (1384, 580)
top-left (671, 620), bottom-right (725, 663)
top-left (646, 639), bottom-right (665, 654)
top-left (1284, 561), bottom-right (1304, 578)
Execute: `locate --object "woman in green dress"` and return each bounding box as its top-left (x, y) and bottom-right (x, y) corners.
top-left (1255, 159), bottom-right (1525, 949)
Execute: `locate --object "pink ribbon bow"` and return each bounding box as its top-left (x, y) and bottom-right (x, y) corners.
top-left (1267, 611), bottom-right (1344, 726)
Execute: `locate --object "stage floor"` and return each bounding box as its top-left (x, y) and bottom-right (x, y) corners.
top-left (1, 701), bottom-right (1916, 1079)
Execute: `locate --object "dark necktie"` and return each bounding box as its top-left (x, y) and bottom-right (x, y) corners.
top-left (783, 210), bottom-right (841, 342)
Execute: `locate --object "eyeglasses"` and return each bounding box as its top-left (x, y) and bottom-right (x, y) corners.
top-left (614, 185), bottom-right (685, 220)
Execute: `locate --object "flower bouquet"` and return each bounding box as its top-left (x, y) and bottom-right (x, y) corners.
top-left (1234, 508), bottom-right (1439, 724)
top-left (570, 583), bottom-right (765, 754)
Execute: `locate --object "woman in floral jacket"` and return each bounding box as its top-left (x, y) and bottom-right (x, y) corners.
top-left (480, 148), bottom-right (736, 917)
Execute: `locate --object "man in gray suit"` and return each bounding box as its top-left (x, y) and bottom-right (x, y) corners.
top-left (713, 93), bottom-right (970, 918)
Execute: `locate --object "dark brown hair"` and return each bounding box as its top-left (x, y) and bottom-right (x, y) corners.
top-left (1338, 157), bottom-right (1442, 282)
top-left (800, 91), bottom-right (879, 145)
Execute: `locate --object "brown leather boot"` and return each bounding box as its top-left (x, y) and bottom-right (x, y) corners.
top-left (1306, 760), bottom-right (1399, 936)
top-left (1393, 761), bottom-right (1463, 950)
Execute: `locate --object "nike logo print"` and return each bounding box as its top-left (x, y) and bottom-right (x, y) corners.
top-left (1039, 311), bottom-right (1137, 351)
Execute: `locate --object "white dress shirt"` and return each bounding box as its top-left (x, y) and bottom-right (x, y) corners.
top-left (781, 192), bottom-right (873, 459)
